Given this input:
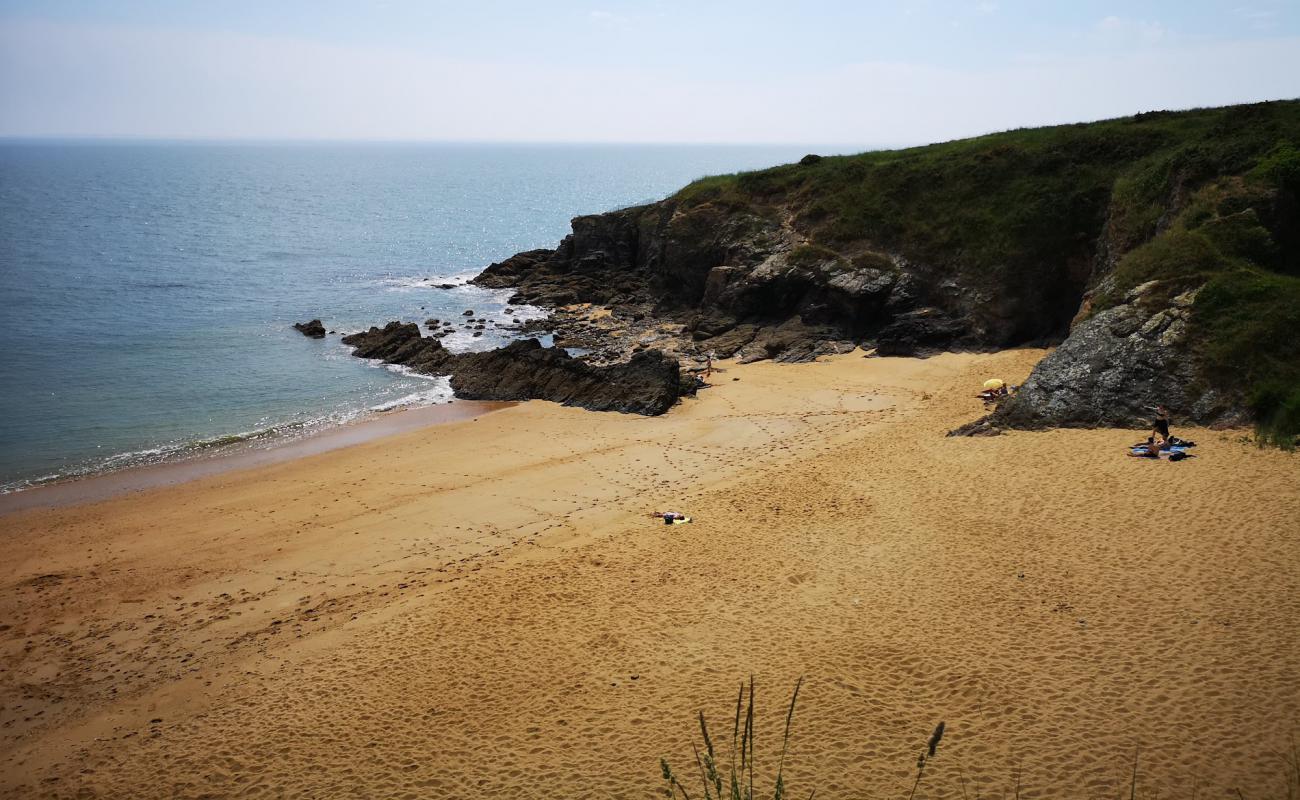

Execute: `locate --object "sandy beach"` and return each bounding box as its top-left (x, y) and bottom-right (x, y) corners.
top-left (2, 349), bottom-right (1297, 798)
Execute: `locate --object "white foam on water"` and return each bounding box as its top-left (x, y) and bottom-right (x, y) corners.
top-left (378, 362), bottom-right (450, 381)
top-left (380, 271), bottom-right (479, 291)
top-left (0, 474), bottom-right (61, 494)
top-left (368, 377), bottom-right (454, 412)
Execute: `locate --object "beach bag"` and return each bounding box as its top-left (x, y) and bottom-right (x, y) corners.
top-left (1169, 451), bottom-right (1190, 461)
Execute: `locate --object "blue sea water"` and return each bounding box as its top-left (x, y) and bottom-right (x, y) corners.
top-left (0, 141), bottom-right (815, 490)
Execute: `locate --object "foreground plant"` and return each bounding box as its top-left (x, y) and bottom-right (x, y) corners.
top-left (661, 675), bottom-right (806, 800)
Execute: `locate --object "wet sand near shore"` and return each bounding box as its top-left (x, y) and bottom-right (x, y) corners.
top-left (0, 400), bottom-right (513, 516)
top-left (1, 349), bottom-right (1297, 798)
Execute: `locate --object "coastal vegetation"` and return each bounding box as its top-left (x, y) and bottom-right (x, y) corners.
top-left (675, 101), bottom-right (1300, 445)
top-left (660, 682), bottom-right (1300, 799)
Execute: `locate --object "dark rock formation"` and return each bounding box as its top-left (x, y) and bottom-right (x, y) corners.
top-left (343, 322), bottom-right (455, 373)
top-left (469, 196), bottom-right (1035, 365)
top-left (293, 319), bottom-right (326, 339)
top-left (984, 283), bottom-right (1243, 430)
top-left (341, 323), bottom-right (689, 415)
top-left (946, 417), bottom-right (1003, 437)
top-left (451, 339), bottom-right (687, 415)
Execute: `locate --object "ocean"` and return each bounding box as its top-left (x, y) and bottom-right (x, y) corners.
top-left (0, 141), bottom-right (817, 491)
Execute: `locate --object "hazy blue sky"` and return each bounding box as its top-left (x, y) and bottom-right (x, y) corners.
top-left (2, 1), bottom-right (1298, 145)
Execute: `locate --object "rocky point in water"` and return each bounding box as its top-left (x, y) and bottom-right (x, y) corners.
top-left (293, 319), bottom-right (326, 339)
top-left (340, 322), bottom-right (690, 415)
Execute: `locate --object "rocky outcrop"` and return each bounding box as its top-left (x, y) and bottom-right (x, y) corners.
top-left (341, 322), bottom-right (689, 415)
top-left (343, 322), bottom-right (455, 373)
top-left (470, 202), bottom-right (996, 362)
top-left (451, 340), bottom-right (687, 415)
top-left (970, 282), bottom-right (1244, 432)
top-left (293, 319), bottom-right (326, 339)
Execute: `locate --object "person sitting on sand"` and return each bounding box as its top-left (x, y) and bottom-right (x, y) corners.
top-left (978, 384), bottom-right (1009, 404)
top-left (1128, 438), bottom-right (1163, 458)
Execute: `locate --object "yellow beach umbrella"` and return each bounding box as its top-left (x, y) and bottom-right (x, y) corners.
top-left (983, 378), bottom-right (1005, 390)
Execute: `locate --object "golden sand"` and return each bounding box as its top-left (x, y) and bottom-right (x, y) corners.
top-left (2, 349), bottom-right (1297, 798)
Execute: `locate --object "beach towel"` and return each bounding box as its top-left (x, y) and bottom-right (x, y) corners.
top-left (1129, 443), bottom-right (1189, 453)
top-left (1128, 447), bottom-right (1194, 460)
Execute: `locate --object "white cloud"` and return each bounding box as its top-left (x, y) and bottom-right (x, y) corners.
top-left (976, 2), bottom-right (999, 15)
top-left (1096, 15), bottom-right (1170, 45)
top-left (1235, 7), bottom-right (1278, 30)
top-left (588, 9), bottom-right (630, 28)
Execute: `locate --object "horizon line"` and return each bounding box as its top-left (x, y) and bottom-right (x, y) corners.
top-left (0, 134), bottom-right (898, 150)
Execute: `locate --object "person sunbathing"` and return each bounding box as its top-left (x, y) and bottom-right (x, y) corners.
top-left (1129, 438), bottom-right (1163, 458)
top-left (650, 511), bottom-right (692, 524)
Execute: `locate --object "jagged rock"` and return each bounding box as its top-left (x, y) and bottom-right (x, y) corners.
top-left (471, 249), bottom-right (556, 289)
top-left (451, 339), bottom-right (689, 415)
top-left (293, 319), bottom-right (326, 339)
top-left (469, 197), bottom-right (995, 362)
top-left (689, 310), bottom-right (738, 340)
top-left (342, 322), bottom-right (455, 374)
top-left (342, 323), bottom-right (689, 415)
top-left (874, 308), bottom-right (968, 356)
top-left (947, 417), bottom-right (1003, 437)
top-left (991, 289), bottom-right (1236, 429)
top-left (697, 324), bottom-right (758, 358)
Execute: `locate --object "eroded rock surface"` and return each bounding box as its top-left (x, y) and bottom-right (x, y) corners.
top-left (341, 322), bottom-right (689, 415)
top-left (991, 285), bottom-right (1241, 429)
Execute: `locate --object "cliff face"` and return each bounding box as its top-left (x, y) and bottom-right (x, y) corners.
top-left (475, 101), bottom-right (1300, 437)
top-left (474, 199), bottom-right (1044, 362)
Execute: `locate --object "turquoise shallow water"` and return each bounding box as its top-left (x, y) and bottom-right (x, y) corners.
top-left (0, 141), bottom-right (814, 490)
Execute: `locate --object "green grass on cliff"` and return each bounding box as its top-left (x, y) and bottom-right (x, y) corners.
top-left (677, 100), bottom-right (1300, 444)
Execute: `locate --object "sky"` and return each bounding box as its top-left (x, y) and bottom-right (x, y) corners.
top-left (1, 1), bottom-right (1298, 146)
